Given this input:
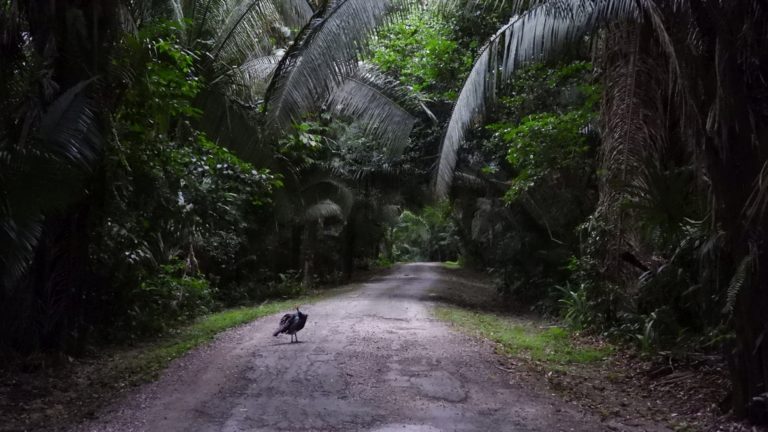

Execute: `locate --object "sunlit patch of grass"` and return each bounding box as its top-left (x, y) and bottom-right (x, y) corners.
top-left (434, 306), bottom-right (611, 365)
top-left (442, 260), bottom-right (461, 269)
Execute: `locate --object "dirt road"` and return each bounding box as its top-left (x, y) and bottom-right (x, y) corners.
top-left (74, 263), bottom-right (613, 432)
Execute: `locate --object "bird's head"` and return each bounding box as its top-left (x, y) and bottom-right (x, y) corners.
top-left (295, 305), bottom-right (307, 317)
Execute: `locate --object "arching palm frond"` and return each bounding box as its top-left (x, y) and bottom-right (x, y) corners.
top-left (435, 0), bottom-right (640, 197)
top-left (303, 199), bottom-right (343, 221)
top-left (326, 76), bottom-right (416, 158)
top-left (0, 217), bottom-right (43, 290)
top-left (37, 79), bottom-right (102, 172)
top-left (206, 0), bottom-right (281, 64)
top-left (1, 80), bottom-right (101, 289)
top-left (301, 175), bottom-right (355, 219)
top-left (349, 63), bottom-right (422, 113)
top-left (275, 0), bottom-right (316, 28)
top-left (263, 0), bottom-right (409, 132)
top-left (230, 52), bottom-right (284, 103)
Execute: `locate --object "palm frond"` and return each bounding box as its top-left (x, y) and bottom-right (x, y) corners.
top-left (275, 0), bottom-right (316, 28)
top-left (326, 76), bottom-right (416, 158)
top-left (723, 255), bottom-right (753, 315)
top-left (350, 63), bottom-right (422, 112)
top-left (0, 218), bottom-right (43, 291)
top-left (37, 79), bottom-right (101, 172)
top-left (0, 80), bottom-right (101, 291)
top-left (263, 0), bottom-right (408, 132)
top-left (137, 0), bottom-right (305, 66)
top-left (230, 52), bottom-right (284, 103)
top-left (301, 175), bottom-right (355, 219)
top-left (435, 0), bottom-right (543, 13)
top-left (435, 0), bottom-right (640, 197)
top-left (303, 199), bottom-right (343, 221)
top-left (208, 0), bottom-right (281, 64)
top-left (454, 170), bottom-right (491, 192)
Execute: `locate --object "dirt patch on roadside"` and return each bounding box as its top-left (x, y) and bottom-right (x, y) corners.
top-left (425, 266), bottom-right (507, 311)
top-left (502, 349), bottom-right (747, 432)
top-left (0, 350), bottom-right (140, 432)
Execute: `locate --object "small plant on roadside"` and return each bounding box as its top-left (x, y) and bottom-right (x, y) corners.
top-left (635, 312), bottom-right (657, 354)
top-left (273, 270), bottom-right (305, 298)
top-left (556, 283), bottom-right (591, 330)
top-left (375, 256), bottom-right (395, 269)
top-left (125, 260), bottom-right (214, 336)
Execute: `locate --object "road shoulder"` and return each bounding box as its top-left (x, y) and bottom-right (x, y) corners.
top-left (430, 266), bottom-right (742, 432)
top-left (0, 284), bottom-right (355, 432)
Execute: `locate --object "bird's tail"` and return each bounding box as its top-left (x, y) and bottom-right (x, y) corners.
top-left (274, 313), bottom-right (292, 336)
top-left (273, 323), bottom-right (288, 337)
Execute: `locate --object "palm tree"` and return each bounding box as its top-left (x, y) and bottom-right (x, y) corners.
top-left (0, 0), bottom-right (314, 351)
top-left (434, 0), bottom-right (768, 419)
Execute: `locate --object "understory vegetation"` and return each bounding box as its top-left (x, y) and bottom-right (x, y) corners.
top-left (2, 0), bottom-right (768, 426)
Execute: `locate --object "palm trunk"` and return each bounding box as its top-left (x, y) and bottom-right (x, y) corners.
top-left (302, 222), bottom-right (318, 288)
top-left (342, 221), bottom-right (355, 280)
top-left (709, 137), bottom-right (768, 420)
top-left (385, 227), bottom-right (394, 262)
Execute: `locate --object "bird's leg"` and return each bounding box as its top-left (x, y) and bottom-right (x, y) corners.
top-left (295, 334), bottom-right (299, 343)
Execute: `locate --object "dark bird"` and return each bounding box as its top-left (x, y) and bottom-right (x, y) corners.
top-left (273, 306), bottom-right (308, 343)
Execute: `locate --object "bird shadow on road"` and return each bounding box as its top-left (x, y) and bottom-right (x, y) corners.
top-left (268, 341), bottom-right (307, 347)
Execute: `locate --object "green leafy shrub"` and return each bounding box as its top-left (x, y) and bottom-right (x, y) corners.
top-left (391, 202), bottom-right (459, 262)
top-left (370, 9), bottom-right (473, 100)
top-left (556, 283), bottom-right (591, 330)
top-left (86, 21), bottom-right (281, 341)
top-left (124, 260), bottom-right (213, 336)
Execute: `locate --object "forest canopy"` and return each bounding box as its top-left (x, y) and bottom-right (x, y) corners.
top-left (2, 0), bottom-right (768, 424)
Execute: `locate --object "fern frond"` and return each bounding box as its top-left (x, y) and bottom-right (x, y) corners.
top-left (723, 255), bottom-right (753, 315)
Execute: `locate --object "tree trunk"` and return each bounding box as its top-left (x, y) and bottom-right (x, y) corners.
top-left (290, 225), bottom-right (303, 270)
top-left (342, 221), bottom-right (355, 280)
top-left (385, 227), bottom-right (394, 262)
top-left (650, 1), bottom-right (768, 420)
top-left (302, 222), bottom-right (318, 289)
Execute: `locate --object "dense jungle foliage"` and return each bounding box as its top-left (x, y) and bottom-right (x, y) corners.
top-left (2, 0), bottom-right (768, 423)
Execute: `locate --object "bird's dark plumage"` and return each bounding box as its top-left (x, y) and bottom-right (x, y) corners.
top-left (273, 307), bottom-right (308, 343)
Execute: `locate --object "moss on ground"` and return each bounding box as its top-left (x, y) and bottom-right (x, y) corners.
top-left (434, 305), bottom-right (611, 365)
top-left (441, 260), bottom-right (462, 269)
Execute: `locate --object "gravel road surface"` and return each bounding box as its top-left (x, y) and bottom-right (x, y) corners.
top-left (74, 263), bottom-right (614, 432)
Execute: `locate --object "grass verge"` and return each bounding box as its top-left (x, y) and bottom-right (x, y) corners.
top-left (441, 260), bottom-right (462, 270)
top-left (0, 287), bottom-right (348, 431)
top-left (113, 288), bottom-right (347, 383)
top-left (434, 305), bottom-right (611, 366)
